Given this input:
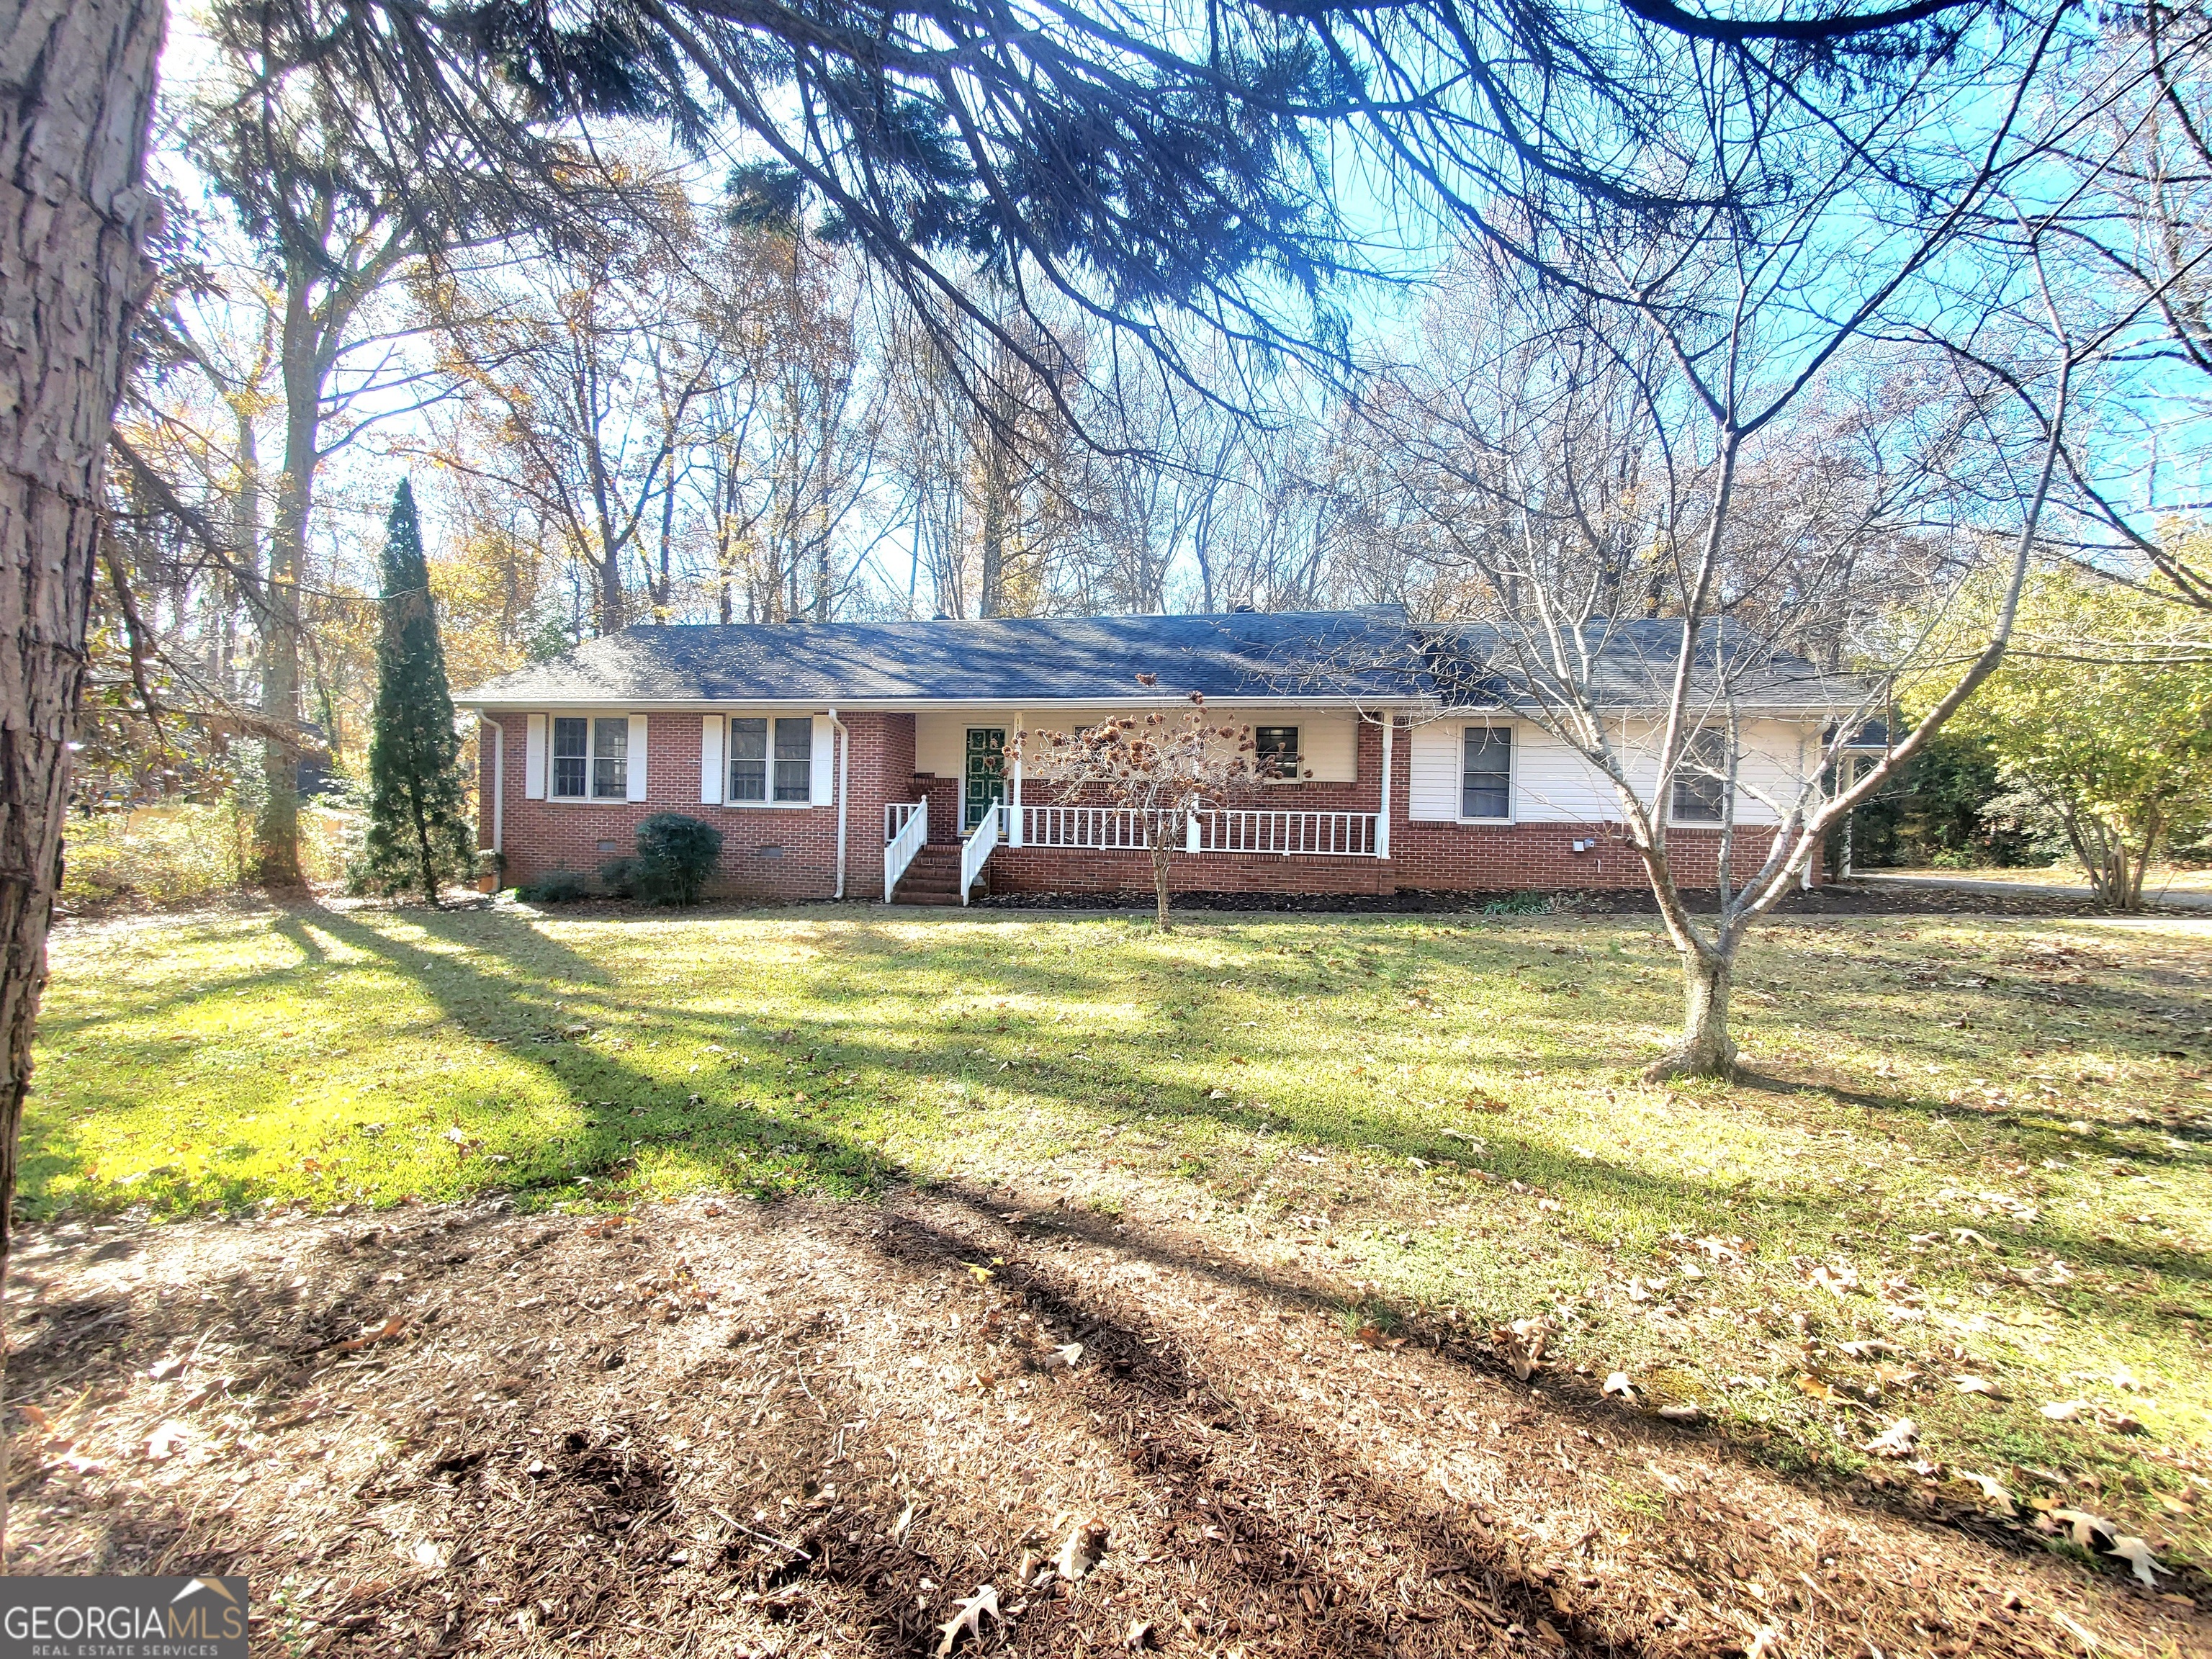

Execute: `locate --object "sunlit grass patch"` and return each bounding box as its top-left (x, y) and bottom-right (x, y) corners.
top-left (30, 896), bottom-right (2212, 1558)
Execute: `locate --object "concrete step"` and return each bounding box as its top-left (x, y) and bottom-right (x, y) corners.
top-left (891, 890), bottom-right (964, 905)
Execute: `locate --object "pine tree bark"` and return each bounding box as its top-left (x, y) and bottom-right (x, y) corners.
top-left (1, 0), bottom-right (163, 1550)
top-left (979, 426), bottom-right (1010, 619)
top-left (254, 271), bottom-right (320, 888)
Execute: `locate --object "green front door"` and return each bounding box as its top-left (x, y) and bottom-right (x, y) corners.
top-left (963, 728), bottom-right (1007, 831)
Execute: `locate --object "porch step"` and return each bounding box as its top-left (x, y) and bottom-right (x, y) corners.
top-left (891, 847), bottom-right (976, 905)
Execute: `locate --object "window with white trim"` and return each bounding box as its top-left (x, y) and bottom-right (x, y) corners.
top-left (728, 717), bottom-right (768, 801)
top-left (1461, 727), bottom-right (1511, 820)
top-left (552, 716), bottom-right (588, 799)
top-left (721, 716), bottom-right (814, 805)
top-left (552, 715), bottom-right (630, 800)
top-left (1671, 729), bottom-right (1728, 822)
top-left (591, 716), bottom-right (628, 799)
top-left (773, 717), bottom-right (812, 801)
top-left (1254, 725), bottom-right (1300, 781)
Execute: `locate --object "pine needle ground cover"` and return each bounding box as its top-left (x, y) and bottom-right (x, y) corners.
top-left (30, 901), bottom-right (2212, 1568)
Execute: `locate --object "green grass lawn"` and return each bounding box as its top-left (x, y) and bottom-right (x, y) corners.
top-left (30, 898), bottom-right (2212, 1557)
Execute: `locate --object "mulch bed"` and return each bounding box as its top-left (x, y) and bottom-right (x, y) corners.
top-left (7, 1184), bottom-right (2201, 1656)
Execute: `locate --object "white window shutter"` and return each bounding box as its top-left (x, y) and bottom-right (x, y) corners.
top-left (626, 714), bottom-right (650, 801)
top-left (699, 716), bottom-right (724, 804)
top-left (809, 716), bottom-right (833, 805)
top-left (1406, 721), bottom-right (1459, 822)
top-left (524, 714), bottom-right (547, 801)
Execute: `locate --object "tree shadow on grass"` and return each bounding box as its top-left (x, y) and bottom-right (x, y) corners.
top-left (897, 1176), bottom-right (2116, 1591)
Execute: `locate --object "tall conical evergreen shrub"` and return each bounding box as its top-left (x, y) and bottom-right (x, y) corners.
top-left (358, 480), bottom-right (475, 903)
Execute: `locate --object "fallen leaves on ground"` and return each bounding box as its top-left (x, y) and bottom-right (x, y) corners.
top-left (935, 1585), bottom-right (1000, 1658)
top-left (1863, 1419), bottom-right (1918, 1457)
top-left (336, 1314), bottom-right (408, 1353)
top-left (1057, 1520), bottom-right (1109, 1582)
top-left (2109, 1536), bottom-right (2169, 1588)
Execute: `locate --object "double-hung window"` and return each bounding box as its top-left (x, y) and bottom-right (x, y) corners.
top-left (728, 718), bottom-right (768, 801)
top-left (721, 716), bottom-right (812, 805)
top-left (551, 715), bottom-right (629, 799)
top-left (1461, 727), bottom-right (1511, 820)
top-left (1254, 726), bottom-right (1300, 781)
top-left (590, 717), bottom-right (628, 799)
top-left (1671, 729), bottom-right (1728, 822)
top-left (773, 717), bottom-right (813, 802)
top-left (552, 716), bottom-right (589, 799)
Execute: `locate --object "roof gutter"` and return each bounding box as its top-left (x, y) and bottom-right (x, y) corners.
top-left (828, 707), bottom-right (849, 902)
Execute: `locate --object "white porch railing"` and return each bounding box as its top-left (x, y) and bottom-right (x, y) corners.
top-left (1020, 805), bottom-right (1174, 850)
top-left (1197, 809), bottom-right (1377, 857)
top-left (958, 801), bottom-right (1001, 905)
top-left (883, 799), bottom-right (929, 902)
top-left (1018, 804), bottom-right (1378, 858)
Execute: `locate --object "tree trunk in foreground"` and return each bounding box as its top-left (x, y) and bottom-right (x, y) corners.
top-left (1649, 950), bottom-right (1738, 1081)
top-left (0, 0), bottom-right (163, 1554)
top-left (1150, 837), bottom-right (1172, 930)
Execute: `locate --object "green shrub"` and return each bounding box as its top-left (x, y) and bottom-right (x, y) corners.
top-left (1482, 890), bottom-right (1554, 917)
top-left (596, 856), bottom-right (639, 898)
top-left (518, 869), bottom-right (593, 904)
top-left (630, 813), bottom-right (722, 907)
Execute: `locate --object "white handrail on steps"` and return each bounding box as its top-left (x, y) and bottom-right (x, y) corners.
top-left (958, 801), bottom-right (1000, 907)
top-left (883, 798), bottom-right (928, 902)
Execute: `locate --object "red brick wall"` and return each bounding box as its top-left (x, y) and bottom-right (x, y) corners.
top-left (482, 711), bottom-right (1822, 902)
top-left (842, 712), bottom-right (916, 897)
top-left (484, 713), bottom-right (839, 901)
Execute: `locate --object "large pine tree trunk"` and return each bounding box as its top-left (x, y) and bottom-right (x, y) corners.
top-left (979, 427), bottom-right (1010, 619)
top-left (1, 0), bottom-right (163, 1549)
top-left (255, 281), bottom-right (320, 888)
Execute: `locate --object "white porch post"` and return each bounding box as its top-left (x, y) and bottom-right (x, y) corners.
top-left (1376, 711), bottom-right (1393, 859)
top-left (1010, 711), bottom-right (1024, 846)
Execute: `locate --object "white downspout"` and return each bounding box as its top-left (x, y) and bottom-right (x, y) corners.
top-left (829, 708), bottom-right (850, 900)
top-left (1376, 711), bottom-right (1393, 860)
top-left (482, 714), bottom-right (505, 856)
top-left (1010, 712), bottom-right (1023, 847)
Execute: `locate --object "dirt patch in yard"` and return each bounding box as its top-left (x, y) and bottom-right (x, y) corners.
top-left (8, 1184), bottom-right (2203, 1658)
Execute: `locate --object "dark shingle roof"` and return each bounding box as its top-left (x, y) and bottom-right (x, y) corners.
top-left (456, 608), bottom-right (1865, 713)
top-left (457, 609), bottom-right (1418, 706)
top-left (1426, 619), bottom-right (1854, 713)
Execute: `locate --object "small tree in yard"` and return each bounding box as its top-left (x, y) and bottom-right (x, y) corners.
top-left (1017, 691), bottom-right (1259, 930)
top-left (357, 480), bottom-right (475, 904)
top-left (1915, 569), bottom-right (2212, 911)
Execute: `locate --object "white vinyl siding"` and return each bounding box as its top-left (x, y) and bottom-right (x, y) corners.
top-left (1295, 714), bottom-right (1357, 783)
top-left (927, 707), bottom-right (1358, 782)
top-left (1413, 715), bottom-right (1812, 825)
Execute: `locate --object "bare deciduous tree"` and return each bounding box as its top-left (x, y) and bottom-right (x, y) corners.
top-left (1016, 693), bottom-right (1259, 928)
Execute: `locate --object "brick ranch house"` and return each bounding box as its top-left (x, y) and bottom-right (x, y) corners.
top-left (455, 608), bottom-right (1852, 904)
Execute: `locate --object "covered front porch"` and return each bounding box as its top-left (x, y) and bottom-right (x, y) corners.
top-left (880, 710), bottom-right (1401, 904)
